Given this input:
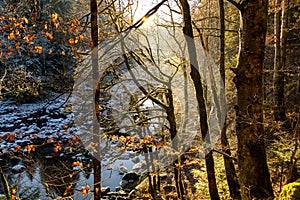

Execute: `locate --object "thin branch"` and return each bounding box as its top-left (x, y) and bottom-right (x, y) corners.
top-left (123, 0), bottom-right (168, 31)
top-left (213, 149), bottom-right (238, 163)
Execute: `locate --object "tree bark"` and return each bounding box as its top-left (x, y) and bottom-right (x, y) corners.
top-left (91, 0), bottom-right (101, 199)
top-left (273, 0), bottom-right (286, 121)
top-left (219, 0), bottom-right (241, 199)
top-left (179, 0), bottom-right (220, 199)
top-left (233, 0), bottom-right (274, 199)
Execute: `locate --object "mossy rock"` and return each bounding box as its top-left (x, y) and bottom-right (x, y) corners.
top-left (276, 179), bottom-right (300, 200)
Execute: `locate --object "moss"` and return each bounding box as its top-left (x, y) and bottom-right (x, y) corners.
top-left (276, 179), bottom-right (300, 200)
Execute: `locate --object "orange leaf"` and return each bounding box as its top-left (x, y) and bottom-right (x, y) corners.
top-left (54, 146), bottom-right (62, 153)
top-left (6, 51), bottom-right (13, 59)
top-left (8, 31), bottom-right (14, 40)
top-left (26, 145), bottom-right (35, 154)
top-left (15, 42), bottom-right (20, 49)
top-left (14, 30), bottom-right (20, 36)
top-left (79, 34), bottom-right (85, 42)
top-left (88, 42), bottom-right (93, 48)
top-left (63, 185), bottom-right (72, 196)
top-left (12, 195), bottom-right (20, 200)
top-left (48, 49), bottom-right (53, 55)
top-left (46, 32), bottom-right (53, 41)
top-left (73, 135), bottom-right (80, 141)
top-left (15, 145), bottom-right (22, 151)
top-left (68, 38), bottom-right (75, 44)
top-left (34, 46), bottom-right (43, 53)
top-left (72, 161), bottom-right (82, 167)
top-left (29, 35), bottom-right (36, 41)
top-left (80, 185), bottom-right (90, 195)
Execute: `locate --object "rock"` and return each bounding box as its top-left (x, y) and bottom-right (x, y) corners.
top-left (132, 162), bottom-right (146, 173)
top-left (121, 180), bottom-right (128, 188)
top-left (119, 166), bottom-right (128, 175)
top-left (120, 172), bottom-right (140, 192)
top-left (11, 164), bottom-right (26, 173)
top-left (119, 153), bottom-right (130, 160)
top-left (15, 139), bottom-right (30, 146)
top-left (276, 179), bottom-right (300, 200)
top-left (106, 191), bottom-right (127, 197)
top-left (131, 156), bottom-right (140, 163)
top-left (101, 186), bottom-right (110, 194)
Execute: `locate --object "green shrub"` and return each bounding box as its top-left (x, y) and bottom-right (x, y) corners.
top-left (276, 179), bottom-right (300, 200)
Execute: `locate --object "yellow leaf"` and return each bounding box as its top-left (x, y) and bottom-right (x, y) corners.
top-left (42, 22), bottom-right (47, 30)
top-left (54, 22), bottom-right (59, 28)
top-left (79, 34), bottom-right (85, 42)
top-left (22, 17), bottom-right (28, 24)
top-left (61, 51), bottom-right (65, 55)
top-left (12, 188), bottom-right (17, 194)
top-left (23, 35), bottom-right (29, 41)
top-left (52, 13), bottom-right (58, 20)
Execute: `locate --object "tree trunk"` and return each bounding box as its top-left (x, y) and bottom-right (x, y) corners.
top-left (91, 0), bottom-right (101, 199)
top-left (219, 0), bottom-right (241, 199)
top-left (179, 0), bottom-right (220, 199)
top-left (233, 0), bottom-right (274, 199)
top-left (273, 0), bottom-right (286, 121)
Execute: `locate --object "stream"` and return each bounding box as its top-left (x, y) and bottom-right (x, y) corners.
top-left (0, 93), bottom-right (146, 200)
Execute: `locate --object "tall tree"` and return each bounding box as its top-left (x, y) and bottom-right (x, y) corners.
top-left (179, 0), bottom-right (220, 199)
top-left (227, 0), bottom-right (274, 198)
top-left (218, 0), bottom-right (241, 199)
top-left (273, 0), bottom-right (286, 121)
top-left (90, 0), bottom-right (101, 199)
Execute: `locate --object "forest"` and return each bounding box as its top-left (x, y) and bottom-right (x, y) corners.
top-left (0, 0), bottom-right (299, 199)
